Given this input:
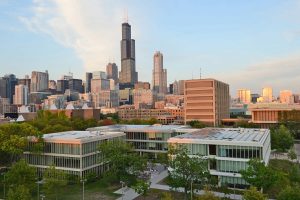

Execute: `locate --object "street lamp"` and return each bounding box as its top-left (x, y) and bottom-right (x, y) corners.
top-left (40, 194), bottom-right (45, 200)
top-left (233, 173), bottom-right (236, 200)
top-left (1, 173), bottom-right (5, 200)
top-left (80, 179), bottom-right (87, 200)
top-left (190, 179), bottom-right (193, 200)
top-left (120, 181), bottom-right (125, 200)
top-left (36, 179), bottom-right (44, 200)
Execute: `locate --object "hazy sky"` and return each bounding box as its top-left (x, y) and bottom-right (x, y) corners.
top-left (1, 0), bottom-right (300, 96)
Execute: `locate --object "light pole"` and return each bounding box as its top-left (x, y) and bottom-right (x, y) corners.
top-left (190, 179), bottom-right (193, 200)
top-left (40, 194), bottom-right (45, 200)
top-left (36, 179), bottom-right (44, 200)
top-left (1, 173), bottom-right (5, 200)
top-left (81, 179), bottom-right (87, 200)
top-left (233, 173), bottom-right (236, 200)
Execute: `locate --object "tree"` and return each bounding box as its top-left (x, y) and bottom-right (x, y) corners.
top-left (240, 159), bottom-right (279, 191)
top-left (271, 125), bottom-right (294, 152)
top-left (43, 166), bottom-right (67, 200)
top-left (287, 148), bottom-right (297, 160)
top-left (277, 185), bottom-right (300, 200)
top-left (161, 192), bottom-right (173, 200)
top-left (7, 185), bottom-right (31, 200)
top-left (132, 179), bottom-right (150, 199)
top-left (168, 145), bottom-right (209, 200)
top-left (243, 186), bottom-right (267, 200)
top-left (99, 140), bottom-right (146, 186)
top-left (188, 120), bottom-right (206, 128)
top-left (0, 123), bottom-right (41, 162)
top-left (5, 159), bottom-right (36, 192)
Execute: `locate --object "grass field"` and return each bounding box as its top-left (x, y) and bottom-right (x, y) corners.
top-left (0, 178), bottom-right (121, 200)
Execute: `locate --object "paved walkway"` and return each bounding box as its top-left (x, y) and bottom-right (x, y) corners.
top-left (114, 169), bottom-right (243, 200)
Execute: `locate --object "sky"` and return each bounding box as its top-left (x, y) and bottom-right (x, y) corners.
top-left (1, 0), bottom-right (300, 96)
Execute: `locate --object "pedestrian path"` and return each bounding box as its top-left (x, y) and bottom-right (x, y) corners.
top-left (113, 169), bottom-right (243, 200)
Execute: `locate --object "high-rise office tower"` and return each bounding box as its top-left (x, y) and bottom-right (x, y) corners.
top-left (0, 74), bottom-right (17, 104)
top-left (92, 71), bottom-right (106, 79)
top-left (56, 80), bottom-right (69, 93)
top-left (237, 89), bottom-right (251, 104)
top-left (14, 84), bottom-right (29, 105)
top-left (18, 76), bottom-right (31, 93)
top-left (152, 51), bottom-right (167, 94)
top-left (31, 71), bottom-right (49, 92)
top-left (119, 22), bottom-right (138, 89)
top-left (106, 63), bottom-right (118, 83)
top-left (85, 72), bottom-right (93, 93)
top-left (68, 79), bottom-right (83, 93)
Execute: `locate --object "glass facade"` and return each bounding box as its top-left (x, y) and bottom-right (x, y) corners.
top-left (25, 135), bottom-right (124, 178)
top-left (218, 145), bottom-right (261, 159)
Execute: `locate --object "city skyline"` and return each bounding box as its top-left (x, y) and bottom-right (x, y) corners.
top-left (1, 1), bottom-right (300, 95)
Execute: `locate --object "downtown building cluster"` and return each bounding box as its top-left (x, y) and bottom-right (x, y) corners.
top-left (0, 21), bottom-right (231, 127)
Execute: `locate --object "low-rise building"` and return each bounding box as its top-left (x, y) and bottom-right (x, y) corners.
top-left (168, 128), bottom-right (271, 189)
top-left (87, 125), bottom-right (195, 159)
top-left (24, 130), bottom-right (125, 178)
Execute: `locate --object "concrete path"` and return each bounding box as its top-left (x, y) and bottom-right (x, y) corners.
top-left (113, 169), bottom-right (244, 200)
top-left (294, 143), bottom-right (300, 161)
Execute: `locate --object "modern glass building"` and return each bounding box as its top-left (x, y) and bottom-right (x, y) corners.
top-left (167, 128), bottom-right (271, 188)
top-left (87, 125), bottom-right (196, 159)
top-left (24, 130), bottom-right (125, 178)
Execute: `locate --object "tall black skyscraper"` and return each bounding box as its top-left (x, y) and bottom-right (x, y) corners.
top-left (85, 72), bottom-right (93, 93)
top-left (119, 22), bottom-right (138, 89)
top-left (0, 74), bottom-right (17, 104)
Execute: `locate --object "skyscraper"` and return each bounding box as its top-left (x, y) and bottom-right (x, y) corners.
top-left (237, 89), bottom-right (251, 104)
top-left (119, 22), bottom-right (138, 89)
top-left (31, 71), bottom-right (49, 92)
top-left (85, 72), bottom-right (93, 93)
top-left (262, 87), bottom-right (273, 103)
top-left (0, 74), bottom-right (17, 104)
top-left (280, 90), bottom-right (294, 104)
top-left (152, 51), bottom-right (167, 94)
top-left (106, 63), bottom-right (118, 83)
top-left (14, 84), bottom-right (29, 105)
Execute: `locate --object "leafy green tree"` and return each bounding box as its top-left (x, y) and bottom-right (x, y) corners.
top-left (7, 185), bottom-right (31, 200)
top-left (0, 123), bottom-right (40, 162)
top-left (5, 159), bottom-right (36, 192)
top-left (277, 185), bottom-right (300, 200)
top-left (288, 165), bottom-right (300, 184)
top-left (43, 166), bottom-right (67, 200)
top-left (243, 186), bottom-right (267, 200)
top-left (240, 159), bottom-right (279, 191)
top-left (271, 125), bottom-right (294, 152)
top-left (132, 179), bottom-right (150, 199)
top-left (99, 140), bottom-right (146, 186)
top-left (188, 120), bottom-right (206, 128)
top-left (234, 120), bottom-right (259, 128)
top-left (287, 148), bottom-right (297, 160)
top-left (168, 145), bottom-right (209, 200)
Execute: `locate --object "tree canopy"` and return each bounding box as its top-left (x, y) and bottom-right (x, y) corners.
top-left (98, 140), bottom-right (147, 186)
top-left (168, 145), bottom-right (209, 200)
top-left (240, 159), bottom-right (279, 191)
top-left (271, 125), bottom-right (294, 152)
top-left (242, 186), bottom-right (267, 200)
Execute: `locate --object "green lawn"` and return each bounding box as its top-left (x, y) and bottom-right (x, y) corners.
top-left (0, 178), bottom-right (121, 200)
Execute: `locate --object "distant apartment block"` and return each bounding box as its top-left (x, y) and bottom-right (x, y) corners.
top-left (237, 89), bottom-right (251, 104)
top-left (31, 71), bottom-right (49, 92)
top-left (184, 79), bottom-right (230, 126)
top-left (133, 89), bottom-right (153, 109)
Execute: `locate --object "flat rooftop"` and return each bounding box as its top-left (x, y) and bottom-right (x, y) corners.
top-left (87, 124), bottom-right (193, 133)
top-left (168, 128), bottom-right (269, 146)
top-left (42, 130), bottom-right (125, 143)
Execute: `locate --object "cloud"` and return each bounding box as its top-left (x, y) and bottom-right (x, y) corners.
top-left (215, 53), bottom-right (300, 96)
top-left (19, 0), bottom-right (125, 72)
